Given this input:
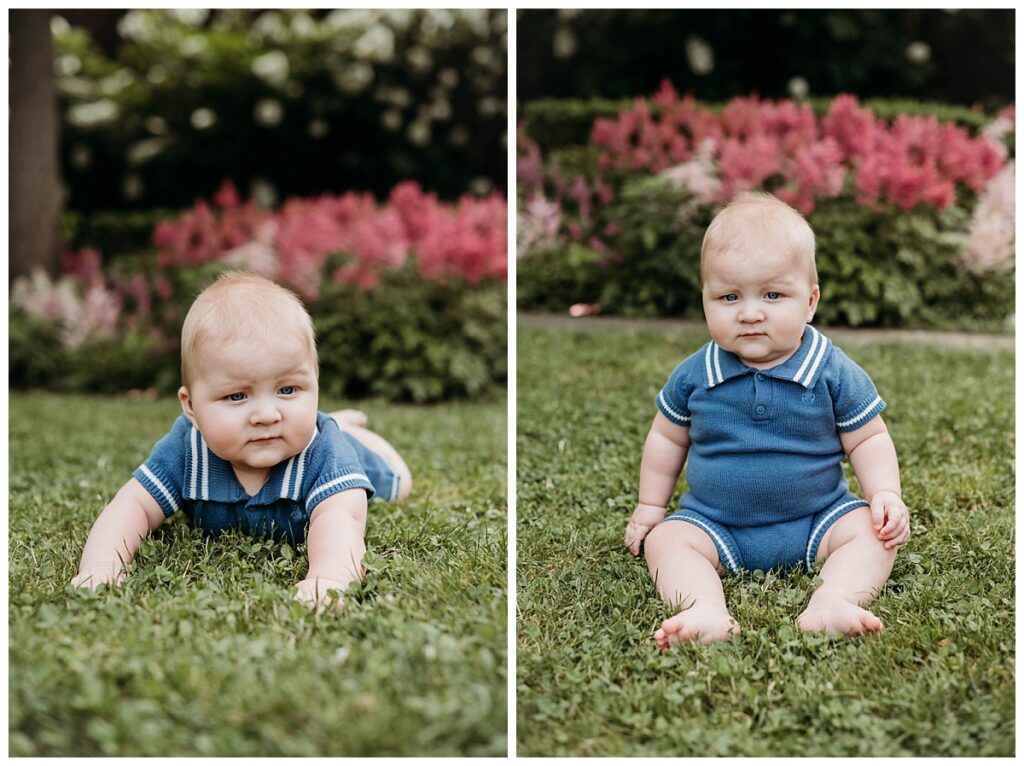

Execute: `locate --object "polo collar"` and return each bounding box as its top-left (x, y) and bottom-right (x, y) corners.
top-left (702, 325), bottom-right (831, 390)
top-left (182, 424), bottom-right (319, 503)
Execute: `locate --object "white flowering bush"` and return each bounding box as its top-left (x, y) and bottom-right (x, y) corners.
top-left (53, 9), bottom-right (507, 218)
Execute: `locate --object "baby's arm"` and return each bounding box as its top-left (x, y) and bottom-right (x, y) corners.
top-left (625, 412), bottom-right (690, 555)
top-left (72, 477), bottom-right (166, 588)
top-left (840, 415), bottom-right (910, 549)
top-left (295, 488), bottom-right (368, 610)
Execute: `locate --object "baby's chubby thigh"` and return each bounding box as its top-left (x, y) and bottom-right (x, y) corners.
top-left (813, 503), bottom-right (888, 565)
top-left (644, 517), bottom-right (725, 575)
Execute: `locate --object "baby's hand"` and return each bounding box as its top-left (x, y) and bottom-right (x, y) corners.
top-left (870, 491), bottom-right (911, 549)
top-left (294, 577), bottom-right (348, 612)
top-left (624, 503), bottom-right (667, 556)
top-left (71, 562), bottom-right (126, 590)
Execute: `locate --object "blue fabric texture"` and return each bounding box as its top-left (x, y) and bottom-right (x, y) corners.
top-left (654, 325), bottom-right (885, 570)
top-left (665, 495), bottom-right (867, 573)
top-left (133, 411), bottom-right (394, 543)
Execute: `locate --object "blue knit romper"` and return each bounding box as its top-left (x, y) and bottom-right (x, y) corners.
top-left (656, 325), bottom-right (886, 573)
top-left (133, 411), bottom-right (400, 544)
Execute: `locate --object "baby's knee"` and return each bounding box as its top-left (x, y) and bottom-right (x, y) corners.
top-left (395, 467), bottom-right (413, 501)
top-left (644, 520), bottom-right (717, 566)
top-left (643, 522), bottom-right (674, 562)
top-left (824, 506), bottom-right (896, 560)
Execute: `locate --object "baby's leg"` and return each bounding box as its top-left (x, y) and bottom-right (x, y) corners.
top-left (798, 506), bottom-right (896, 635)
top-left (644, 521), bottom-right (739, 648)
top-left (328, 412), bottom-right (413, 501)
top-left (332, 408), bottom-right (368, 428)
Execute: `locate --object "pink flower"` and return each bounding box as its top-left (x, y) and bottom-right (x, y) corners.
top-left (822, 95), bottom-right (877, 160)
top-left (518, 194), bottom-right (562, 253)
top-left (214, 180), bottom-right (241, 210)
top-left (962, 160), bottom-right (1015, 274)
top-left (61, 247), bottom-right (103, 285)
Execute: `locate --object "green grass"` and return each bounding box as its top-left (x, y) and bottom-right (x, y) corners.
top-left (10, 391), bottom-right (507, 756)
top-left (516, 324), bottom-right (1013, 757)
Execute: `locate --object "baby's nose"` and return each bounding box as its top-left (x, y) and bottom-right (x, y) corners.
top-left (738, 305), bottom-right (764, 321)
top-left (250, 401), bottom-right (282, 424)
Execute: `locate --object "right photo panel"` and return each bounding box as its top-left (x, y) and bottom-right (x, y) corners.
top-left (516, 9), bottom-right (1014, 757)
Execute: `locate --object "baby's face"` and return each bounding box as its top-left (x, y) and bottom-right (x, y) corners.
top-left (179, 331), bottom-right (318, 481)
top-left (701, 246), bottom-right (819, 370)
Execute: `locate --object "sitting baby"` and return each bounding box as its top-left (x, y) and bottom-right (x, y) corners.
top-left (624, 192), bottom-right (910, 647)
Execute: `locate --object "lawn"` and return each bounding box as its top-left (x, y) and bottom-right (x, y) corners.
top-left (9, 391), bottom-right (507, 756)
top-left (516, 323), bottom-right (1014, 757)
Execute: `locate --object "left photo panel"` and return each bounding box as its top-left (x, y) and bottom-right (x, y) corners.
top-left (9, 9), bottom-right (508, 757)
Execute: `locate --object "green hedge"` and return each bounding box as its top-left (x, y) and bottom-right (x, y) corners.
top-left (517, 175), bottom-right (1013, 331)
top-left (311, 266), bottom-right (507, 402)
top-left (61, 208), bottom-right (175, 255)
top-left (521, 96), bottom-right (998, 153)
top-left (11, 263), bottom-right (507, 403)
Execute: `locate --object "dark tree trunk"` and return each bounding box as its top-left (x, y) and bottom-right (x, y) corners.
top-left (10, 9), bottom-right (61, 281)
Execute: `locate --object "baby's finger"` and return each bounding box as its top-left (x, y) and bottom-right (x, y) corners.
top-left (880, 511), bottom-right (902, 535)
top-left (626, 536), bottom-right (640, 556)
top-left (869, 498), bottom-right (886, 530)
top-left (880, 513), bottom-right (907, 538)
top-left (884, 522), bottom-right (911, 548)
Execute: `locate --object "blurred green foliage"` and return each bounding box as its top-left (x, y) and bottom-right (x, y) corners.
top-left (11, 262), bottom-right (507, 403)
top-left (518, 175), bottom-right (1013, 331)
top-left (54, 9), bottom-right (507, 212)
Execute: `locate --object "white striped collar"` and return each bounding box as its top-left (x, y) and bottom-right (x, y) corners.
top-left (701, 325), bottom-right (831, 390)
top-left (182, 421), bottom-right (321, 503)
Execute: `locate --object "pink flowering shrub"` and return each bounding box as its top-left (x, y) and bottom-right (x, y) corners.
top-left (588, 84), bottom-right (1007, 214)
top-left (154, 181), bottom-right (507, 298)
top-left (12, 182), bottom-right (508, 399)
top-left (518, 88), bottom-right (1014, 328)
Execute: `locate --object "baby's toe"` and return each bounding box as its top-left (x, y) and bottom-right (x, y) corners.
top-left (856, 611), bottom-right (883, 634)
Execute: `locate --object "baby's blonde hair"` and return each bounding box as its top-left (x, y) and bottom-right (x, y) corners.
top-left (700, 192), bottom-right (817, 286)
top-left (180, 271), bottom-right (318, 387)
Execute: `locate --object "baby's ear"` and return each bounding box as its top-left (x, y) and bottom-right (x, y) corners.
top-left (806, 284), bottom-right (821, 321)
top-left (178, 386), bottom-right (197, 424)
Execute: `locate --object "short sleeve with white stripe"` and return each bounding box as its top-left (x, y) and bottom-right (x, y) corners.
top-left (826, 346), bottom-right (887, 432)
top-left (133, 415), bottom-right (190, 516)
top-left (299, 418), bottom-right (376, 513)
top-left (655, 359), bottom-right (693, 427)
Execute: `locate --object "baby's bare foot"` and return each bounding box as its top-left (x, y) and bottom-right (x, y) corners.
top-left (798, 587), bottom-right (883, 636)
top-left (333, 409), bottom-right (368, 428)
top-left (654, 603), bottom-right (740, 649)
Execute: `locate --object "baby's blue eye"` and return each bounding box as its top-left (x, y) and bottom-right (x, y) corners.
top-left (721, 294), bottom-right (738, 302)
top-left (227, 392), bottom-right (246, 402)
top-left (279, 386), bottom-right (295, 396)
top-left (766, 291), bottom-right (781, 300)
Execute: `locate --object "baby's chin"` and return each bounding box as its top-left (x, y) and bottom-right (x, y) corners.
top-left (731, 343), bottom-right (798, 369)
top-left (239, 442), bottom-right (300, 466)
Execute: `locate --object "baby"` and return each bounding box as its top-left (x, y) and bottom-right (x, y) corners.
top-left (71, 271), bottom-right (412, 609)
top-left (624, 192), bottom-right (910, 648)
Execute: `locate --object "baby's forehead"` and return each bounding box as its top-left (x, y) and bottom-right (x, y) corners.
top-left (702, 247), bottom-right (816, 288)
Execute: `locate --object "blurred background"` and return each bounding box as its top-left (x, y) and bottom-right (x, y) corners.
top-left (518, 9), bottom-right (1013, 106)
top-left (10, 9), bottom-right (508, 402)
top-left (517, 9), bottom-right (1014, 331)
